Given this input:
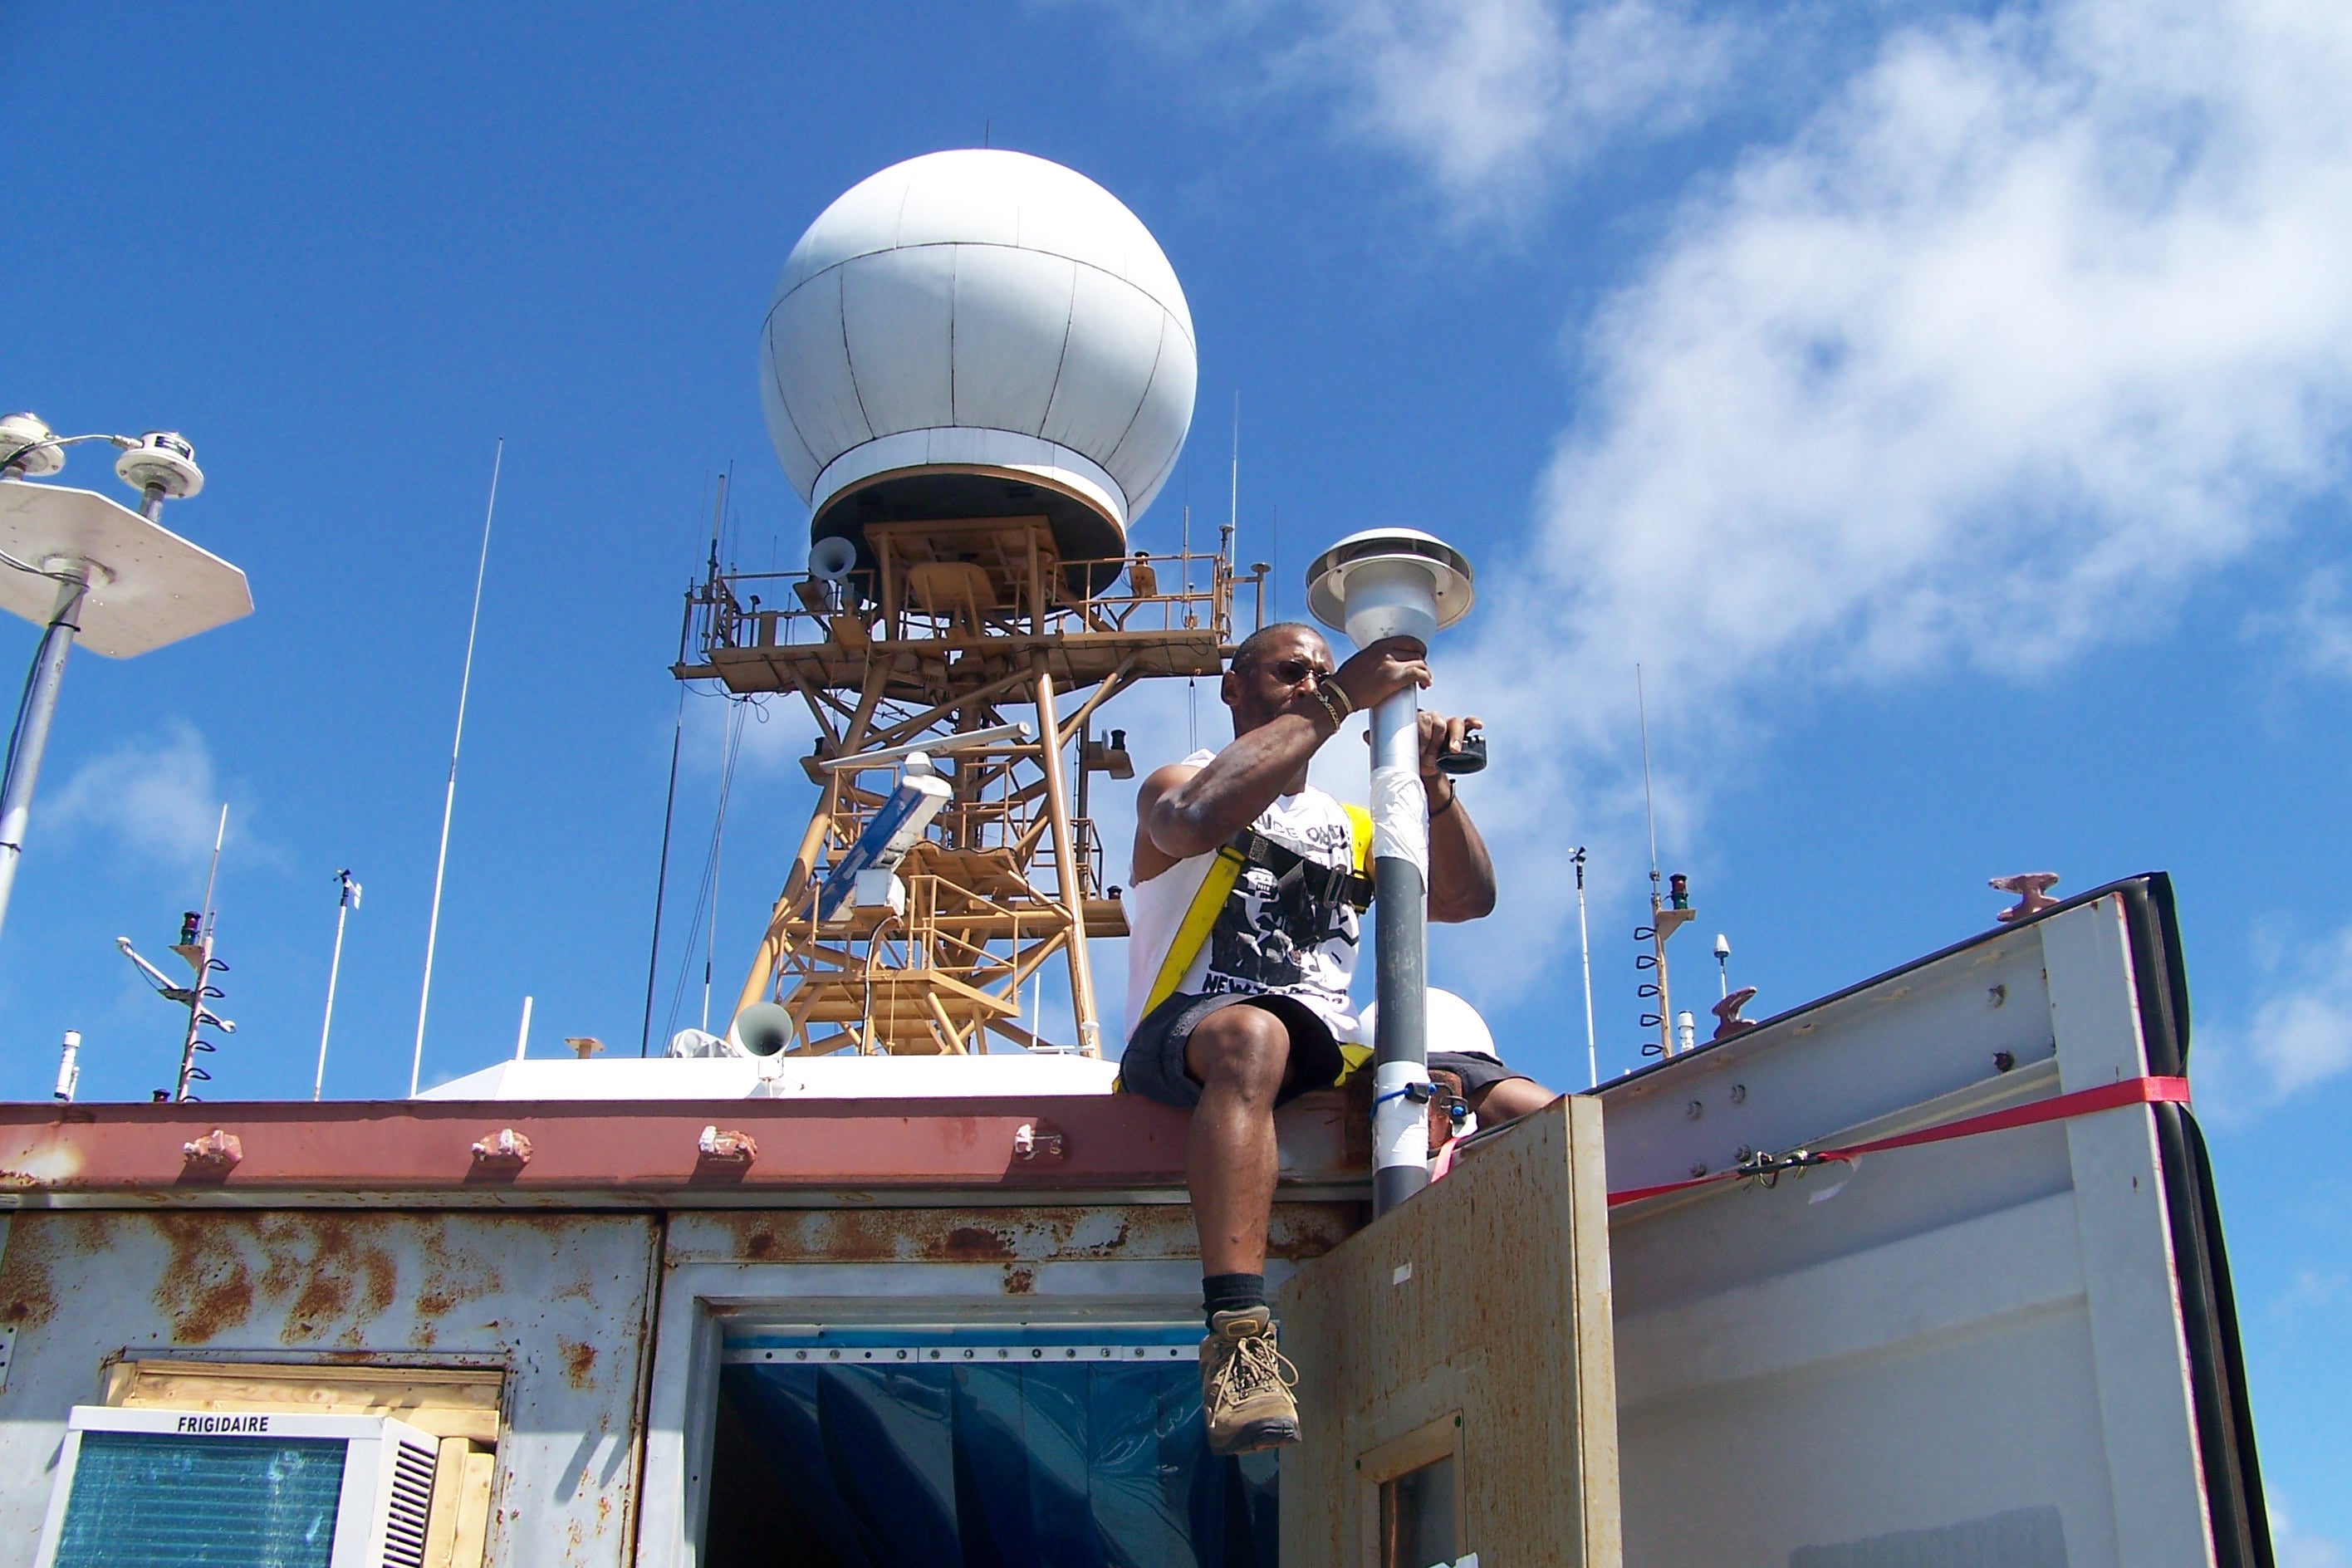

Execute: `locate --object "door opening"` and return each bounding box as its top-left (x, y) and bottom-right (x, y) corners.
top-left (703, 1327), bottom-right (1276, 1567)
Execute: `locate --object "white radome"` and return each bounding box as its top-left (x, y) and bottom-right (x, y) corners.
top-left (759, 149), bottom-right (1196, 555)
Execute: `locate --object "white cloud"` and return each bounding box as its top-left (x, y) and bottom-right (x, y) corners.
top-left (1090, 0), bottom-right (1743, 219)
top-left (1441, 0), bottom-right (2352, 995)
top-left (1291, 0), bottom-right (1741, 214)
top-left (2195, 924), bottom-right (2352, 1113)
top-left (42, 725), bottom-right (245, 875)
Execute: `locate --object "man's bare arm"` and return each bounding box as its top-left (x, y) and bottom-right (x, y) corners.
top-left (1425, 780), bottom-right (1496, 922)
top-left (1420, 712), bottom-right (1497, 923)
top-left (1137, 638), bottom-right (1432, 876)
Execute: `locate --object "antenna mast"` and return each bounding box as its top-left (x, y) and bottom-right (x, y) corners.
top-left (312, 870), bottom-right (360, 1100)
top-left (1638, 665), bottom-right (1659, 895)
top-left (1634, 666), bottom-right (1693, 1058)
top-left (1223, 393), bottom-right (1237, 569)
top-left (411, 439), bottom-right (502, 1096)
top-left (1574, 846), bottom-right (1596, 1086)
top-left (174, 805), bottom-right (230, 1102)
top-left (639, 474), bottom-right (725, 1056)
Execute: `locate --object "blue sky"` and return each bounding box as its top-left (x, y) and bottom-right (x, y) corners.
top-left (7, 0), bottom-right (2350, 1550)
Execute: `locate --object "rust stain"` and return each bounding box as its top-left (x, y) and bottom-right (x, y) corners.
top-left (1002, 1265), bottom-right (1035, 1294)
top-left (41, 1213), bottom-right (556, 1351)
top-left (512, 1213), bottom-right (593, 1235)
top-left (559, 1338), bottom-right (597, 1389)
top-left (0, 1213), bottom-right (59, 1328)
top-left (258, 1215), bottom-right (399, 1345)
top-left (941, 1225), bottom-right (1015, 1261)
top-left (154, 1215), bottom-right (256, 1344)
top-left (286, 1270), bottom-right (352, 1330)
top-left (414, 1223), bottom-right (501, 1321)
top-left (681, 1203), bottom-right (1355, 1267)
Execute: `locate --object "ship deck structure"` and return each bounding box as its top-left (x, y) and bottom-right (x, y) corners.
top-left (0, 145), bottom-right (2271, 1568)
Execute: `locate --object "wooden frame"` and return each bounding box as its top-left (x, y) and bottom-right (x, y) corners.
top-left (1359, 1412), bottom-right (1464, 1568)
top-left (105, 1357), bottom-right (505, 1568)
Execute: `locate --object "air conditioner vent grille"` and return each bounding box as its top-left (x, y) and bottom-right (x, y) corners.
top-left (380, 1437), bottom-right (438, 1568)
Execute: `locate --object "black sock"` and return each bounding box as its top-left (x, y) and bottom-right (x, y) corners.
top-left (1202, 1272), bottom-right (1266, 1325)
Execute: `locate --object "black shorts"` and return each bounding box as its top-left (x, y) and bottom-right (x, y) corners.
top-left (1116, 991), bottom-right (1530, 1111)
top-left (1118, 991), bottom-right (1347, 1110)
top-left (1432, 1051), bottom-right (1531, 1099)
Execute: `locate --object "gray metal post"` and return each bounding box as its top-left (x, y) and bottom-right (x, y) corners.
top-left (1369, 675), bottom-right (1430, 1215)
top-left (0, 565), bottom-right (90, 948)
top-left (1307, 530), bottom-right (1471, 1218)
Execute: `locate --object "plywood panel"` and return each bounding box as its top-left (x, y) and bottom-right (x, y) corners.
top-left (1279, 1096), bottom-right (1620, 1568)
top-left (109, 1358), bottom-right (504, 1443)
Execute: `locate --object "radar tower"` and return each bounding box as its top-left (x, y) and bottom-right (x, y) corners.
top-left (679, 149), bottom-right (1245, 1059)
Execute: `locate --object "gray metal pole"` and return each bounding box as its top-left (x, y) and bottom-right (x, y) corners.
top-left (0, 565), bottom-right (90, 948)
top-left (1308, 529), bottom-right (1472, 1218)
top-left (1369, 683), bottom-right (1428, 1216)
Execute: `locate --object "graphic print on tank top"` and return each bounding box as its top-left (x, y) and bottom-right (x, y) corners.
top-left (1199, 794), bottom-right (1359, 1027)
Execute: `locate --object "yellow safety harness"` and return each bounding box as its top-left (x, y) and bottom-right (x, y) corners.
top-left (1135, 804), bottom-right (1378, 1087)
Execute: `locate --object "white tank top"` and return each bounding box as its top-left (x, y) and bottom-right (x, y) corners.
top-left (1122, 750), bottom-right (1362, 1042)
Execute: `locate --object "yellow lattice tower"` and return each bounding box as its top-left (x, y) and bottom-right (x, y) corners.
top-left (675, 516), bottom-right (1257, 1057)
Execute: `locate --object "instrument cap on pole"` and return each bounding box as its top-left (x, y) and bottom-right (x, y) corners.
top-left (1306, 527), bottom-right (1473, 647)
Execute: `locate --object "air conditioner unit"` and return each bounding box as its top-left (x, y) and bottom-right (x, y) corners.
top-left (34, 1405), bottom-right (439, 1568)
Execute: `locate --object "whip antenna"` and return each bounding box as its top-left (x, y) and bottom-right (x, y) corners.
top-left (1637, 664), bottom-right (1659, 896)
top-left (411, 439), bottom-right (502, 1096)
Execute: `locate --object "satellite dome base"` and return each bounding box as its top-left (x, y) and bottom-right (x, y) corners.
top-left (812, 457), bottom-right (1129, 594)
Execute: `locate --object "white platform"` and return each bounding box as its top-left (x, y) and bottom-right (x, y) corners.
top-left (0, 483), bottom-right (251, 657)
top-left (418, 1052), bottom-right (1122, 1101)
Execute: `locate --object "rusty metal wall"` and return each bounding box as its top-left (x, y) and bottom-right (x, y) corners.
top-left (0, 1209), bottom-right (660, 1568)
top-left (667, 1201), bottom-right (1357, 1276)
top-left (0, 1194), bottom-right (1368, 1566)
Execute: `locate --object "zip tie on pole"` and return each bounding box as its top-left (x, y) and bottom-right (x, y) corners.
top-left (1606, 1075), bottom-right (2193, 1208)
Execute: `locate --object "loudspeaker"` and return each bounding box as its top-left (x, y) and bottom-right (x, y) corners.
top-left (809, 536), bottom-right (858, 583)
top-left (730, 1002), bottom-right (795, 1058)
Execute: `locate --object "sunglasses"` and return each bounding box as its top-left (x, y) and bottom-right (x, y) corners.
top-left (1256, 656), bottom-right (1328, 685)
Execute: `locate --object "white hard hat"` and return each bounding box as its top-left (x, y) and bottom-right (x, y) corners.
top-left (1351, 987), bottom-right (1498, 1059)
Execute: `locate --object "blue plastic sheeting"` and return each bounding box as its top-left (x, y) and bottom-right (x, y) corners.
top-left (723, 1360), bottom-right (1276, 1568)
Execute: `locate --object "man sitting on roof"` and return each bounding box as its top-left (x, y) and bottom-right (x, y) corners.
top-left (1120, 621), bottom-right (1556, 1455)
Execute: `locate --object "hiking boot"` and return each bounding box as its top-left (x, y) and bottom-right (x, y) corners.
top-left (1199, 1306), bottom-right (1300, 1454)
